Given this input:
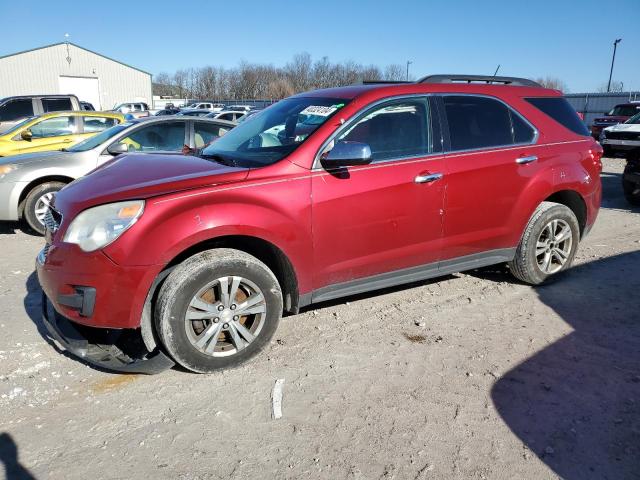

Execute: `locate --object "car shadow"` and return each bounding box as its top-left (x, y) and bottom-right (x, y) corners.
top-left (0, 433), bottom-right (37, 480)
top-left (491, 251), bottom-right (640, 479)
top-left (0, 221), bottom-right (40, 237)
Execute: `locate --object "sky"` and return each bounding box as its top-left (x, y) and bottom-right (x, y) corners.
top-left (2, 0), bottom-right (639, 93)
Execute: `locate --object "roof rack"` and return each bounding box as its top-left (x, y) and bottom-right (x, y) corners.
top-left (361, 80), bottom-right (413, 85)
top-left (418, 74), bottom-right (541, 87)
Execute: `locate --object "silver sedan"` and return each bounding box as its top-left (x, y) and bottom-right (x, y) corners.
top-left (0, 116), bottom-right (234, 234)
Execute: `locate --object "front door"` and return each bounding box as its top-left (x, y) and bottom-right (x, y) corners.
top-left (312, 97), bottom-right (445, 294)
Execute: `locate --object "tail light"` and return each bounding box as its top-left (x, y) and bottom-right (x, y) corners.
top-left (589, 146), bottom-right (603, 173)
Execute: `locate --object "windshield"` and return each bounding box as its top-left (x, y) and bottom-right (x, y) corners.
top-left (625, 112), bottom-right (640, 125)
top-left (1, 116), bottom-right (36, 135)
top-left (67, 123), bottom-right (133, 152)
top-left (608, 105), bottom-right (640, 117)
top-left (200, 97), bottom-right (348, 168)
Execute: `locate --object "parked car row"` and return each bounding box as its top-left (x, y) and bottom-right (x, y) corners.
top-left (0, 116), bottom-right (234, 233)
top-left (31, 74), bottom-right (605, 374)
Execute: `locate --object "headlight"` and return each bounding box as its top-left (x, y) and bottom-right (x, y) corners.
top-left (63, 200), bottom-right (144, 252)
top-left (0, 164), bottom-right (17, 179)
top-left (599, 130), bottom-right (606, 141)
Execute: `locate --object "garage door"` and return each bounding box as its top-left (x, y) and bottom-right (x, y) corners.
top-left (58, 76), bottom-right (101, 110)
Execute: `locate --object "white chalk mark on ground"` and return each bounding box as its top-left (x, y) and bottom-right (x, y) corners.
top-left (272, 378), bottom-right (285, 420)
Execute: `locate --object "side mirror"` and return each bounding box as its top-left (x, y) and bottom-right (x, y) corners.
top-left (321, 141), bottom-right (372, 168)
top-left (21, 129), bottom-right (33, 141)
top-left (107, 142), bottom-right (129, 155)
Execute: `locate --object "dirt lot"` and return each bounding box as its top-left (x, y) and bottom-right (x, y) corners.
top-left (0, 159), bottom-right (638, 480)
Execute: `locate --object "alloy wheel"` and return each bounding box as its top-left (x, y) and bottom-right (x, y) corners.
top-left (535, 219), bottom-right (573, 274)
top-left (184, 276), bottom-right (267, 357)
top-left (34, 192), bottom-right (55, 226)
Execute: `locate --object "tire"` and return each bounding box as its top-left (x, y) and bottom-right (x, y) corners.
top-left (622, 165), bottom-right (640, 206)
top-left (23, 182), bottom-right (66, 235)
top-left (509, 202), bottom-right (580, 285)
top-left (155, 248), bottom-right (283, 373)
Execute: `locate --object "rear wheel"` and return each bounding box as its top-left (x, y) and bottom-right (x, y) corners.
top-left (155, 249), bottom-right (283, 373)
top-left (622, 164), bottom-right (640, 205)
top-left (509, 202), bottom-right (580, 285)
top-left (23, 182), bottom-right (66, 235)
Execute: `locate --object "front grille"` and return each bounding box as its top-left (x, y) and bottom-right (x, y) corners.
top-left (605, 131), bottom-right (640, 141)
top-left (43, 207), bottom-right (62, 232)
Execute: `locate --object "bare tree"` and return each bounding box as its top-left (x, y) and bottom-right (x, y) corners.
top-left (154, 53), bottom-right (432, 99)
top-left (533, 76), bottom-right (569, 92)
top-left (597, 81), bottom-right (624, 93)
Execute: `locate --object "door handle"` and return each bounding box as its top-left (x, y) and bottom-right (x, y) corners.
top-left (414, 172), bottom-right (443, 184)
top-left (62, 139), bottom-right (73, 143)
top-left (516, 155), bottom-right (538, 164)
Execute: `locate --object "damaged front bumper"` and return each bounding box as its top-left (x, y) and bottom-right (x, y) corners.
top-left (42, 293), bottom-right (174, 374)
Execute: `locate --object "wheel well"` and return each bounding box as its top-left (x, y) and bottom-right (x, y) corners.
top-left (544, 190), bottom-right (587, 236)
top-left (17, 175), bottom-right (75, 217)
top-left (166, 235), bottom-right (301, 314)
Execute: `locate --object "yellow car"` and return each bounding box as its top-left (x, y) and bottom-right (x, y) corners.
top-left (0, 111), bottom-right (125, 157)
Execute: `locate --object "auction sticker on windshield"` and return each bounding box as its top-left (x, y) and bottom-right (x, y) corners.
top-left (300, 105), bottom-right (338, 116)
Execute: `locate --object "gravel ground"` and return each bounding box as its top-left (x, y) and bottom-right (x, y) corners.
top-left (0, 158), bottom-right (638, 480)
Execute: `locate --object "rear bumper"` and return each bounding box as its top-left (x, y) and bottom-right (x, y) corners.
top-left (42, 292), bottom-right (174, 374)
top-left (0, 181), bottom-right (26, 221)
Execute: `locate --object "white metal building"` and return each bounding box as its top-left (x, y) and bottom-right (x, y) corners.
top-left (0, 42), bottom-right (152, 110)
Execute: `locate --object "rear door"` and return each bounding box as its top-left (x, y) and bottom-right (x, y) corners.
top-left (311, 96), bottom-right (445, 294)
top-left (438, 94), bottom-right (540, 261)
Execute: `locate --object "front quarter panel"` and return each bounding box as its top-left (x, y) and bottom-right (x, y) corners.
top-left (103, 162), bottom-right (314, 294)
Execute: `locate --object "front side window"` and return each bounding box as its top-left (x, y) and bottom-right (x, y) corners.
top-left (117, 122), bottom-right (185, 152)
top-left (335, 99), bottom-right (431, 162)
top-left (0, 99), bottom-right (34, 121)
top-left (29, 116), bottom-right (76, 138)
top-left (83, 116), bottom-right (120, 133)
top-left (42, 98), bottom-right (72, 112)
top-left (194, 122), bottom-right (230, 149)
top-left (201, 97), bottom-right (349, 168)
top-left (444, 96), bottom-right (534, 150)
top-left (68, 123), bottom-right (132, 152)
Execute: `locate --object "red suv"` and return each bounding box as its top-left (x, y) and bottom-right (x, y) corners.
top-left (37, 75), bottom-right (603, 374)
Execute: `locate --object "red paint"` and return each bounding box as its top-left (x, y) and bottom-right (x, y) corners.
top-left (37, 82), bottom-right (602, 329)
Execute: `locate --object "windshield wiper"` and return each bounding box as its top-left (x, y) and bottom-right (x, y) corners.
top-left (199, 153), bottom-right (237, 167)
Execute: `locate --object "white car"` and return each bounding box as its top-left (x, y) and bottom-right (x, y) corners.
top-left (184, 102), bottom-right (225, 113)
top-left (112, 102), bottom-right (150, 118)
top-left (601, 112), bottom-right (640, 158)
top-left (210, 110), bottom-right (248, 123)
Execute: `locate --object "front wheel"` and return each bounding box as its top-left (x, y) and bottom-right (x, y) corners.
top-left (23, 182), bottom-right (66, 235)
top-left (509, 202), bottom-right (580, 285)
top-left (155, 248), bottom-right (283, 373)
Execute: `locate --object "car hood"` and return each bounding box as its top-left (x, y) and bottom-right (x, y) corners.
top-left (55, 153), bottom-right (249, 214)
top-left (604, 122), bottom-right (640, 132)
top-left (0, 150), bottom-right (73, 166)
top-left (594, 115), bottom-right (629, 124)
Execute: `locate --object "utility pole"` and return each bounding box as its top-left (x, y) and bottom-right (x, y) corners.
top-left (607, 38), bottom-right (622, 93)
top-left (406, 60), bottom-right (413, 81)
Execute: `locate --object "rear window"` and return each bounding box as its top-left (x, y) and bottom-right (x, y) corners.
top-left (609, 104), bottom-right (640, 117)
top-left (525, 97), bottom-right (589, 136)
top-left (42, 98), bottom-right (73, 112)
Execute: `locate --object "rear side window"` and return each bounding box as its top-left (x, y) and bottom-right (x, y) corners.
top-left (0, 99), bottom-right (34, 121)
top-left (194, 122), bottom-right (230, 148)
top-left (42, 98), bottom-right (72, 112)
top-left (443, 96), bottom-right (535, 151)
top-left (525, 97), bottom-right (589, 136)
